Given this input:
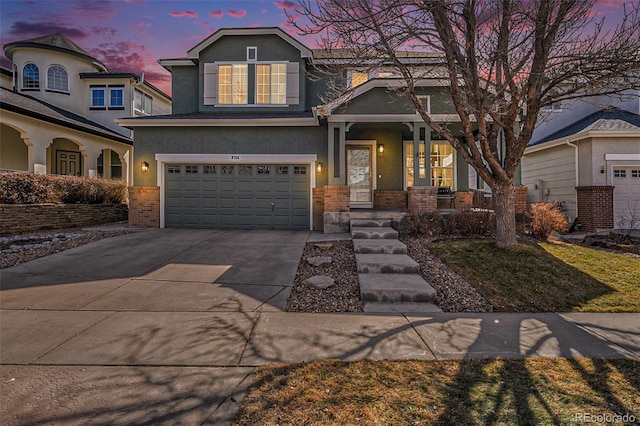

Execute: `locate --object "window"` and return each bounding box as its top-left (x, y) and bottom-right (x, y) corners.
top-left (417, 95), bottom-right (431, 114)
top-left (167, 165), bottom-right (181, 174)
top-left (186, 165), bottom-right (198, 174)
top-left (349, 71), bottom-right (368, 88)
top-left (47, 65), bottom-right (69, 92)
top-left (430, 142), bottom-right (454, 188)
top-left (134, 89), bottom-right (153, 115)
top-left (22, 63), bottom-right (39, 89)
top-left (110, 151), bottom-right (122, 179)
top-left (218, 64), bottom-right (248, 104)
top-left (110, 88), bottom-right (124, 108)
top-left (632, 170), bottom-right (640, 178)
top-left (91, 87), bottom-right (106, 108)
top-left (257, 165), bottom-right (271, 174)
top-left (203, 165), bottom-right (216, 174)
top-left (614, 169), bottom-right (626, 178)
top-left (294, 166), bottom-right (307, 175)
top-left (256, 63), bottom-right (286, 104)
top-left (247, 47), bottom-right (257, 62)
top-left (277, 166), bottom-right (289, 175)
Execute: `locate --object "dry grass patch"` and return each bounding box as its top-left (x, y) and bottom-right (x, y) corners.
top-left (235, 358), bottom-right (639, 425)
top-left (427, 239), bottom-right (640, 312)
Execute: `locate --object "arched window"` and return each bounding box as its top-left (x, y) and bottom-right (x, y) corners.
top-left (22, 63), bottom-right (39, 89)
top-left (47, 65), bottom-right (69, 92)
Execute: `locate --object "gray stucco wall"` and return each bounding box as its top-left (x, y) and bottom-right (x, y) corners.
top-left (133, 125), bottom-right (328, 186)
top-left (171, 66), bottom-right (199, 114)
top-left (338, 87), bottom-right (457, 115)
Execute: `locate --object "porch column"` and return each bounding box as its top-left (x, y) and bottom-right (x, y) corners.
top-left (83, 145), bottom-right (103, 178)
top-left (27, 136), bottom-right (49, 174)
top-left (328, 122), bottom-right (346, 185)
top-left (413, 123), bottom-right (430, 186)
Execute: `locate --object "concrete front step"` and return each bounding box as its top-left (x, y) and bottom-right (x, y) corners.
top-left (356, 254), bottom-right (420, 274)
top-left (359, 273), bottom-right (436, 302)
top-left (350, 218), bottom-right (391, 229)
top-left (363, 301), bottom-right (442, 313)
top-left (351, 227), bottom-right (399, 240)
top-left (353, 239), bottom-right (407, 254)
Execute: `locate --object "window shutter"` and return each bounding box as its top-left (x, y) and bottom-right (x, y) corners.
top-left (468, 165), bottom-right (478, 190)
top-left (286, 62), bottom-right (299, 105)
top-left (203, 63), bottom-right (217, 105)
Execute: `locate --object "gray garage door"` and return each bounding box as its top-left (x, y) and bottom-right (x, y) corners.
top-left (165, 163), bottom-right (310, 229)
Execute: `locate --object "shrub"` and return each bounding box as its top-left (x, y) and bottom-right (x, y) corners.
top-left (458, 210), bottom-right (495, 236)
top-left (0, 172), bottom-right (127, 204)
top-left (530, 201), bottom-right (568, 240)
top-left (398, 209), bottom-right (496, 238)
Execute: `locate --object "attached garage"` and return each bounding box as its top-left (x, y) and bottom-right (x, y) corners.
top-left (157, 154), bottom-right (317, 230)
top-left (612, 166), bottom-right (640, 229)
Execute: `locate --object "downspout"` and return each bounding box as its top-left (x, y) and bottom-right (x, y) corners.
top-left (566, 140), bottom-right (579, 187)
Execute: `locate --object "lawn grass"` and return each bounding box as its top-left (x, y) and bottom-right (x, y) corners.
top-left (427, 239), bottom-right (640, 312)
top-left (234, 358), bottom-right (639, 425)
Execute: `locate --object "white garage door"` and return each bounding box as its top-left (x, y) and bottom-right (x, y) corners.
top-left (165, 163), bottom-right (310, 229)
top-left (613, 167), bottom-right (640, 229)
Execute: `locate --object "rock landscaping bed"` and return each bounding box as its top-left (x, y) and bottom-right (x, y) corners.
top-left (287, 240), bottom-right (363, 313)
top-left (578, 232), bottom-right (640, 257)
top-left (1, 228), bottom-right (129, 269)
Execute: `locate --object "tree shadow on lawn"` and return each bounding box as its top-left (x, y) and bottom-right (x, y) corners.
top-left (429, 239), bottom-right (621, 312)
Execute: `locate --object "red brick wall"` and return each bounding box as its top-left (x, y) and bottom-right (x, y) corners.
top-left (323, 185), bottom-right (350, 212)
top-left (128, 186), bottom-right (160, 228)
top-left (515, 186), bottom-right (528, 214)
top-left (454, 191), bottom-right (473, 210)
top-left (373, 190), bottom-right (407, 209)
top-left (313, 187), bottom-right (325, 231)
top-left (0, 203), bottom-right (128, 235)
top-left (408, 187), bottom-right (437, 213)
top-left (576, 186), bottom-right (614, 232)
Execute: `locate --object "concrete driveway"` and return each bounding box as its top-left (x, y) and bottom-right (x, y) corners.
top-left (0, 228), bottom-right (308, 425)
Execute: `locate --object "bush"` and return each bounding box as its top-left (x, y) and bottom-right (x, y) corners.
top-left (0, 172), bottom-right (127, 204)
top-left (398, 209), bottom-right (496, 238)
top-left (530, 202), bottom-right (568, 240)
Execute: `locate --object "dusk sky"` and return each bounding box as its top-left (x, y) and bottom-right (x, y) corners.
top-left (0, 0), bottom-right (634, 96)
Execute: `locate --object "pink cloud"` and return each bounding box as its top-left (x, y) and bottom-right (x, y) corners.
top-left (274, 0), bottom-right (296, 10)
top-left (209, 10), bottom-right (224, 18)
top-left (170, 10), bottom-right (198, 18)
top-left (227, 9), bottom-right (247, 18)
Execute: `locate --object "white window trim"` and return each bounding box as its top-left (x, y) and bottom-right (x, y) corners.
top-left (255, 62), bottom-right (288, 105)
top-left (155, 153), bottom-right (317, 229)
top-left (430, 139), bottom-right (456, 190)
top-left (21, 62), bottom-right (40, 90)
top-left (417, 95), bottom-right (431, 115)
top-left (247, 46), bottom-right (257, 62)
top-left (109, 87), bottom-right (125, 108)
top-left (216, 63), bottom-right (249, 105)
top-left (46, 64), bottom-right (69, 93)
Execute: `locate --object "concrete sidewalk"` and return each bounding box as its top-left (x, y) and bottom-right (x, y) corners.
top-left (1, 229), bottom-right (638, 425)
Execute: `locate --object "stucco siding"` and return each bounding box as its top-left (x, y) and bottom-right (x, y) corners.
top-left (522, 144), bottom-right (577, 218)
top-left (171, 66), bottom-right (199, 114)
top-left (133, 126), bottom-right (327, 187)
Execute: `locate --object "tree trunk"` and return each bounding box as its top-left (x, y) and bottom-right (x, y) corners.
top-left (494, 181), bottom-right (518, 248)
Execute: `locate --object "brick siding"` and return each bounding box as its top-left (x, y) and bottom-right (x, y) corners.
top-left (576, 186), bottom-right (614, 232)
top-left (407, 187), bottom-right (437, 213)
top-left (128, 186), bottom-right (160, 228)
top-left (373, 190), bottom-right (407, 209)
top-left (454, 191), bottom-right (474, 210)
top-left (515, 186), bottom-right (528, 214)
top-left (323, 185), bottom-right (350, 212)
top-left (0, 203), bottom-right (127, 235)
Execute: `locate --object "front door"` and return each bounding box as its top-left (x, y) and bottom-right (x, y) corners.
top-left (347, 145), bottom-right (373, 207)
top-left (56, 150), bottom-right (81, 176)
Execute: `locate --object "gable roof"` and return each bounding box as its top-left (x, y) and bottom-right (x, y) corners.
top-left (186, 27), bottom-right (313, 59)
top-left (0, 87), bottom-right (132, 144)
top-left (530, 107), bottom-right (640, 147)
top-left (3, 33), bottom-right (108, 72)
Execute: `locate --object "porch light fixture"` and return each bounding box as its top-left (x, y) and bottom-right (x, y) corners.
top-left (600, 166), bottom-right (606, 174)
top-left (316, 162), bottom-right (323, 173)
top-left (378, 144), bottom-right (384, 154)
top-left (141, 161), bottom-right (149, 172)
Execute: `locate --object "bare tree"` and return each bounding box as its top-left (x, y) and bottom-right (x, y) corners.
top-left (291, 0), bottom-right (640, 247)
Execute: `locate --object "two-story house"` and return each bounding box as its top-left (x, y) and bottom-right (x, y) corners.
top-left (0, 33), bottom-right (171, 182)
top-left (118, 27), bottom-right (513, 231)
top-left (522, 91), bottom-right (640, 230)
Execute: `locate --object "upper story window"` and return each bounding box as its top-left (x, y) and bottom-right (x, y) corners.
top-left (247, 47), bottom-right (257, 62)
top-left (47, 65), bottom-right (69, 92)
top-left (218, 64), bottom-right (248, 104)
top-left (109, 87), bottom-right (124, 108)
top-left (91, 87), bottom-right (106, 108)
top-left (417, 95), bottom-right (431, 114)
top-left (348, 71), bottom-right (368, 88)
top-left (256, 63), bottom-right (286, 104)
top-left (22, 63), bottom-right (40, 89)
top-left (134, 89), bottom-right (153, 115)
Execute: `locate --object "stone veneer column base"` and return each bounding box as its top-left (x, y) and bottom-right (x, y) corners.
top-left (407, 187), bottom-right (437, 213)
top-left (576, 186), bottom-right (614, 232)
top-left (128, 186), bottom-right (160, 228)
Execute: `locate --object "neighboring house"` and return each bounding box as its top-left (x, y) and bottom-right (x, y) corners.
top-left (522, 92), bottom-right (640, 230)
top-left (118, 27), bottom-right (524, 230)
top-left (0, 33), bottom-right (171, 182)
